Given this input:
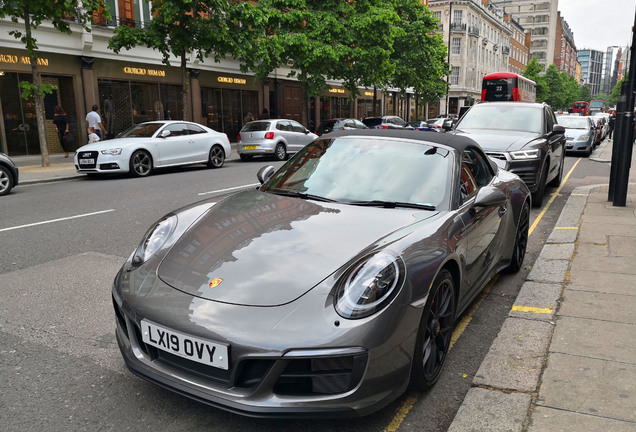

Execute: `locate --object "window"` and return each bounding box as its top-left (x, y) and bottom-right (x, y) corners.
top-left (164, 123), bottom-right (189, 137)
top-left (453, 10), bottom-right (463, 25)
top-left (433, 11), bottom-right (442, 21)
top-left (451, 66), bottom-right (460, 85)
top-left (452, 38), bottom-right (461, 55)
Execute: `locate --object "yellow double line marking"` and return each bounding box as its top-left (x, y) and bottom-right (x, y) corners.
top-left (384, 158), bottom-right (582, 431)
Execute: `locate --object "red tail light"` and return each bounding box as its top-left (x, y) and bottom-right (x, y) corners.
top-left (264, 132), bottom-right (274, 139)
top-left (237, 133), bottom-right (241, 141)
top-left (378, 125), bottom-right (389, 129)
top-left (433, 126), bottom-right (441, 129)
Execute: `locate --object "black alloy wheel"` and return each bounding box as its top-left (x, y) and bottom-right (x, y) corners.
top-left (0, 165), bottom-right (14, 196)
top-left (274, 143), bottom-right (287, 161)
top-left (410, 269), bottom-right (456, 391)
top-left (207, 145), bottom-right (225, 168)
top-left (505, 201), bottom-right (530, 273)
top-left (531, 160), bottom-right (548, 208)
top-left (130, 150), bottom-right (152, 177)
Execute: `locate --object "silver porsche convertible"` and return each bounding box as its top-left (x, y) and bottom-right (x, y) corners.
top-left (112, 129), bottom-right (530, 417)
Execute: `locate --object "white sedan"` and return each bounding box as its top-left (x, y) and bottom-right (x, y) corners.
top-left (74, 121), bottom-right (231, 177)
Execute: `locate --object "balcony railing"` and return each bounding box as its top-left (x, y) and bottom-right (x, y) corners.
top-left (450, 22), bottom-right (466, 33)
top-left (468, 25), bottom-right (479, 37)
top-left (502, 46), bottom-right (510, 55)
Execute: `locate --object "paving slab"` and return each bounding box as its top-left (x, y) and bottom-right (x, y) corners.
top-left (558, 289), bottom-right (636, 324)
top-left (447, 388), bottom-right (531, 432)
top-left (567, 270), bottom-right (636, 295)
top-left (473, 318), bottom-right (553, 392)
top-left (546, 227), bottom-right (579, 243)
top-left (609, 235), bottom-right (636, 257)
top-left (577, 221), bottom-right (636, 244)
top-left (529, 406), bottom-right (636, 432)
top-left (537, 353), bottom-right (636, 423)
top-left (569, 252), bottom-right (636, 275)
top-left (537, 243), bottom-right (576, 260)
top-left (550, 316), bottom-right (636, 364)
top-left (509, 282), bottom-right (562, 322)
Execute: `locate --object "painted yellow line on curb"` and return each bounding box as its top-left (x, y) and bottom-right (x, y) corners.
top-left (511, 305), bottom-right (553, 314)
top-left (384, 158), bottom-right (582, 431)
top-left (554, 226), bottom-right (579, 230)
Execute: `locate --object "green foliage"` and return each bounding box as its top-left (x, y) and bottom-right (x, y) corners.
top-left (609, 76), bottom-right (625, 106)
top-left (542, 64), bottom-right (565, 109)
top-left (17, 81), bottom-right (57, 99)
top-left (523, 56), bottom-right (547, 102)
top-left (579, 85), bottom-right (592, 102)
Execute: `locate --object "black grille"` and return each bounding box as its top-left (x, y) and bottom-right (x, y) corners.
top-left (112, 297), bottom-right (129, 339)
top-left (274, 354), bottom-right (368, 396)
top-left (77, 151), bottom-right (98, 168)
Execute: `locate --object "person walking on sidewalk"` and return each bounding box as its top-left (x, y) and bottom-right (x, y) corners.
top-left (53, 105), bottom-right (71, 158)
top-left (85, 104), bottom-right (107, 140)
top-left (608, 113), bottom-right (616, 139)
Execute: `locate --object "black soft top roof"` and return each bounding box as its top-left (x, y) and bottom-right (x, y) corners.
top-left (324, 129), bottom-right (482, 155)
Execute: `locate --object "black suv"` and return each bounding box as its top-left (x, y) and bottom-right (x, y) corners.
top-left (451, 102), bottom-right (565, 207)
top-left (362, 115), bottom-right (413, 130)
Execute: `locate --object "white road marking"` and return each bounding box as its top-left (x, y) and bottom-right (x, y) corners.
top-left (0, 209), bottom-right (115, 233)
top-left (197, 183), bottom-right (260, 196)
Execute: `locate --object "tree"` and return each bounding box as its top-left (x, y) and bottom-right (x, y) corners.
top-left (542, 64), bottom-right (566, 109)
top-left (386, 0), bottom-right (449, 117)
top-left (109, 0), bottom-right (253, 122)
top-left (609, 76), bottom-right (625, 107)
top-left (251, 0), bottom-right (399, 99)
top-left (562, 74), bottom-right (580, 110)
top-left (0, 0), bottom-right (108, 166)
top-left (579, 85), bottom-right (593, 102)
top-left (523, 56), bottom-right (547, 102)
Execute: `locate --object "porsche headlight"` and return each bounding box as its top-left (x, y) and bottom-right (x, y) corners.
top-left (509, 149), bottom-right (540, 160)
top-left (131, 214), bottom-right (177, 267)
top-left (101, 148), bottom-right (122, 155)
top-left (334, 251), bottom-right (403, 319)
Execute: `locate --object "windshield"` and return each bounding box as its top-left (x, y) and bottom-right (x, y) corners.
top-left (557, 117), bottom-right (589, 129)
top-left (241, 121), bottom-right (270, 132)
top-left (457, 104), bottom-right (542, 133)
top-left (261, 136), bottom-right (451, 209)
top-left (119, 123), bottom-right (162, 138)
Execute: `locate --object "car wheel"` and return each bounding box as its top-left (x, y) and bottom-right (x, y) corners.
top-left (206, 145), bottom-right (225, 168)
top-left (0, 165), bottom-right (14, 196)
top-left (130, 150), bottom-right (152, 177)
top-left (547, 153), bottom-right (564, 187)
top-left (274, 143), bottom-right (287, 161)
top-left (531, 160), bottom-right (548, 208)
top-left (505, 201), bottom-right (529, 273)
top-left (239, 154), bottom-right (253, 161)
top-left (409, 269), bottom-right (456, 391)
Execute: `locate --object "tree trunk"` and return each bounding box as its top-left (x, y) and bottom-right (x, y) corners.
top-left (181, 51), bottom-right (190, 121)
top-left (24, 10), bottom-right (50, 166)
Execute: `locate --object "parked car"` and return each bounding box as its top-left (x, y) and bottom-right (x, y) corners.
top-left (451, 102), bottom-right (566, 207)
top-left (426, 118), bottom-right (451, 132)
top-left (74, 120), bottom-right (230, 177)
top-left (0, 152), bottom-right (19, 196)
top-left (362, 115), bottom-right (413, 130)
top-left (316, 118), bottom-right (368, 136)
top-left (592, 115), bottom-right (609, 140)
top-left (587, 116), bottom-right (603, 145)
top-left (557, 115), bottom-right (596, 156)
top-left (112, 129), bottom-right (530, 418)
top-left (238, 119), bottom-right (317, 161)
top-left (408, 120), bottom-right (434, 131)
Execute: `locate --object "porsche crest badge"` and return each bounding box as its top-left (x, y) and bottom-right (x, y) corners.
top-left (209, 278), bottom-right (223, 289)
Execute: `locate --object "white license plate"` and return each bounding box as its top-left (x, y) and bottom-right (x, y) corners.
top-left (141, 320), bottom-right (229, 370)
top-left (80, 158), bottom-right (95, 164)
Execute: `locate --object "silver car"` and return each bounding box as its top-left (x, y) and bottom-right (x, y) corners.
top-left (238, 119), bottom-right (318, 161)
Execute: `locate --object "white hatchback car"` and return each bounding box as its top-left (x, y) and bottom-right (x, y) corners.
top-left (237, 119), bottom-right (318, 161)
top-left (74, 121), bottom-right (231, 177)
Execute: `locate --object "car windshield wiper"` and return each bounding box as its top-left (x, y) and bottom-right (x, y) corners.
top-left (348, 200), bottom-right (436, 211)
top-left (268, 189), bottom-right (337, 203)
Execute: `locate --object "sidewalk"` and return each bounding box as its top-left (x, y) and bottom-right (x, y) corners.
top-left (10, 139), bottom-right (636, 431)
top-left (449, 136), bottom-right (636, 431)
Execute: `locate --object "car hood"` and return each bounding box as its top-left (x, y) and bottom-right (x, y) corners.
top-left (452, 129), bottom-right (541, 152)
top-left (75, 137), bottom-right (151, 152)
top-left (157, 190), bottom-right (438, 306)
top-left (563, 128), bottom-right (590, 139)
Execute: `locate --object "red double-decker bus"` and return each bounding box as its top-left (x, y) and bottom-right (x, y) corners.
top-left (481, 72), bottom-right (536, 102)
top-left (572, 101), bottom-right (589, 115)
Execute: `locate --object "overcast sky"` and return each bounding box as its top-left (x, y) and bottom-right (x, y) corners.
top-left (558, 0), bottom-right (635, 51)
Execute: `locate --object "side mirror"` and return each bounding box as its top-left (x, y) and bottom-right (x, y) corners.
top-left (474, 186), bottom-right (507, 208)
top-left (160, 130), bottom-right (171, 138)
top-left (551, 125), bottom-right (565, 136)
top-left (257, 165), bottom-right (275, 185)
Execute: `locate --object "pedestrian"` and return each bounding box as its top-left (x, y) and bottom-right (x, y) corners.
top-left (608, 113), bottom-right (616, 139)
top-left (85, 104), bottom-right (107, 140)
top-left (243, 111), bottom-right (254, 124)
top-left (259, 108), bottom-right (270, 120)
top-left (88, 127), bottom-right (100, 144)
top-left (53, 105), bottom-right (71, 158)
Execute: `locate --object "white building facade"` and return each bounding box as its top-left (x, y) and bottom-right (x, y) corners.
top-left (429, 0), bottom-right (512, 115)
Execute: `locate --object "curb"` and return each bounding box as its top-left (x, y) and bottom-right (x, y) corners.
top-left (447, 183), bottom-right (597, 431)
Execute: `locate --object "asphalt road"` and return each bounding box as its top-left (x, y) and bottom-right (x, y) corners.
top-left (0, 150), bottom-right (611, 432)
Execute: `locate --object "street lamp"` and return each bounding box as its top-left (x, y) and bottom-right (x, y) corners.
top-left (445, 2), bottom-right (453, 117)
